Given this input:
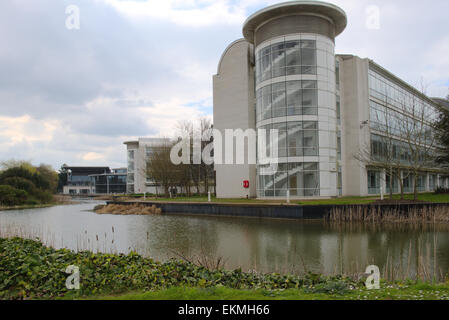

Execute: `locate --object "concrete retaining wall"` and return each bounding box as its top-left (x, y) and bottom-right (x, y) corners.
top-left (106, 201), bottom-right (449, 220)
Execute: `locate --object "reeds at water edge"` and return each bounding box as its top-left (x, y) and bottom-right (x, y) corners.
top-left (328, 206), bottom-right (449, 223)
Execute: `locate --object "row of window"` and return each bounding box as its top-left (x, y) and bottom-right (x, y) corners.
top-left (127, 150), bottom-right (135, 186)
top-left (257, 162), bottom-right (320, 197)
top-left (367, 170), bottom-right (447, 195)
top-left (256, 80), bottom-right (318, 121)
top-left (369, 70), bottom-right (439, 123)
top-left (255, 40), bottom-right (317, 84)
top-left (371, 133), bottom-right (439, 170)
top-left (92, 176), bottom-right (127, 185)
top-left (259, 121), bottom-right (318, 157)
top-left (370, 100), bottom-right (435, 145)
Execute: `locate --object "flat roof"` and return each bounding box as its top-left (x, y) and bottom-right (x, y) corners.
top-left (243, 1), bottom-right (347, 43)
top-left (63, 166), bottom-right (111, 175)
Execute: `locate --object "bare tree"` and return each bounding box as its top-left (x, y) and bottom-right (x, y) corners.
top-left (199, 117), bottom-right (215, 195)
top-left (355, 94), bottom-right (403, 199)
top-left (355, 82), bottom-right (442, 201)
top-left (175, 117), bottom-right (215, 197)
top-left (145, 139), bottom-right (179, 197)
top-left (397, 83), bottom-right (440, 200)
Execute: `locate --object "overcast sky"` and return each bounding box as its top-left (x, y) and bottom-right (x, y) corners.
top-left (0, 0), bottom-right (448, 170)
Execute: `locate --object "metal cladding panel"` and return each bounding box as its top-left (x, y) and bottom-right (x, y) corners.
top-left (255, 15), bottom-right (335, 46)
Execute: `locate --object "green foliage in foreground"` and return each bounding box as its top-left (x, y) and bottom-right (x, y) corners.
top-left (96, 284), bottom-right (449, 301)
top-left (2, 238), bottom-right (448, 301)
top-left (0, 238), bottom-right (360, 300)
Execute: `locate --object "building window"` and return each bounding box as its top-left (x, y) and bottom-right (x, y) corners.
top-left (429, 174), bottom-right (436, 191)
top-left (336, 60), bottom-right (340, 91)
top-left (403, 174), bottom-right (413, 193)
top-left (256, 81), bottom-right (317, 121)
top-left (386, 173), bottom-right (399, 194)
top-left (337, 166), bottom-right (343, 196)
top-left (262, 121), bottom-right (318, 158)
top-left (255, 40), bottom-right (317, 84)
top-left (336, 95), bottom-right (341, 125)
top-left (258, 163), bottom-right (320, 198)
top-left (417, 174), bottom-right (426, 192)
top-left (337, 132), bottom-right (342, 161)
top-left (368, 170), bottom-right (380, 195)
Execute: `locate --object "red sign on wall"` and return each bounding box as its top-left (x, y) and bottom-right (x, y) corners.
top-left (243, 180), bottom-right (250, 189)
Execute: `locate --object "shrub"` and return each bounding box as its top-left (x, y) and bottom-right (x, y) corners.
top-left (303, 279), bottom-right (353, 295)
top-left (0, 165), bottom-right (55, 193)
top-left (0, 185), bottom-right (28, 206)
top-left (33, 189), bottom-right (54, 203)
top-left (0, 238), bottom-right (360, 300)
top-left (2, 177), bottom-right (36, 194)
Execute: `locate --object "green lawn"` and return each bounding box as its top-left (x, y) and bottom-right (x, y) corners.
top-left (94, 283), bottom-right (449, 301)
top-left (125, 193), bottom-right (449, 206)
top-left (389, 193), bottom-right (449, 203)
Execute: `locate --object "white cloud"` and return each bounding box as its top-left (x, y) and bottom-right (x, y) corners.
top-left (101, 0), bottom-right (248, 27)
top-left (0, 0), bottom-right (448, 170)
top-left (82, 152), bottom-right (105, 161)
top-left (0, 115), bottom-right (59, 147)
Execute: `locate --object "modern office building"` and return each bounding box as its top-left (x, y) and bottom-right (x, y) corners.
top-left (62, 166), bottom-right (111, 195)
top-left (124, 138), bottom-right (170, 194)
top-left (89, 168), bottom-right (127, 194)
top-left (213, 1), bottom-right (449, 199)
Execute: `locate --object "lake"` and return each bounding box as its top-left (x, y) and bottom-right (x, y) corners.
top-left (1, 201), bottom-right (448, 280)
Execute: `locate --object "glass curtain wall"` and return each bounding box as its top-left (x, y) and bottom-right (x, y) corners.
top-left (256, 39), bottom-right (320, 198)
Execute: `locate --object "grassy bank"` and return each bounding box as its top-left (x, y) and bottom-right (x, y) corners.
top-left (121, 193), bottom-right (449, 206)
top-left (0, 196), bottom-right (77, 211)
top-left (1, 238), bottom-right (448, 300)
top-left (0, 203), bottom-right (57, 211)
top-left (96, 284), bottom-right (449, 300)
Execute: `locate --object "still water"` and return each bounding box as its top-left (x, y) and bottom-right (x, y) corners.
top-left (1, 201), bottom-right (448, 278)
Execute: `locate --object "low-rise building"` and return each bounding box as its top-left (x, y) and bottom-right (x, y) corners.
top-left (62, 166), bottom-right (110, 195)
top-left (89, 168), bottom-right (127, 194)
top-left (124, 138), bottom-right (169, 194)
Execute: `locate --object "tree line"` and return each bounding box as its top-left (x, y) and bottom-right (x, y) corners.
top-left (0, 160), bottom-right (58, 206)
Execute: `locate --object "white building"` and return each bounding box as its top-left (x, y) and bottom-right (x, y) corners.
top-left (213, 1), bottom-right (449, 199)
top-left (124, 138), bottom-right (170, 194)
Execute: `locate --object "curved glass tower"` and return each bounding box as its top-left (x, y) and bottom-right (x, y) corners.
top-left (243, 1), bottom-right (347, 198)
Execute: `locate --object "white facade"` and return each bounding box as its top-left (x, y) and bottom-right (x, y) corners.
top-left (213, 1), bottom-right (449, 199)
top-left (124, 138), bottom-right (169, 194)
top-left (338, 55), bottom-right (449, 196)
top-left (214, 1), bottom-right (347, 199)
top-left (213, 39), bottom-right (257, 198)
top-left (254, 34), bottom-right (338, 198)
